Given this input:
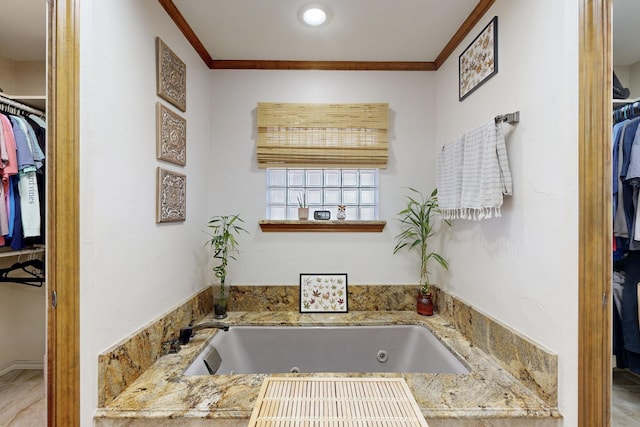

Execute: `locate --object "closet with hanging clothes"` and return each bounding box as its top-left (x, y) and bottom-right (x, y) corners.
top-left (612, 3), bottom-right (640, 423)
top-left (0, 94), bottom-right (46, 252)
top-left (612, 96), bottom-right (640, 375)
top-left (0, 2), bottom-right (48, 424)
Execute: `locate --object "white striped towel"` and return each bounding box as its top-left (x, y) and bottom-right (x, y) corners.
top-left (436, 120), bottom-right (512, 220)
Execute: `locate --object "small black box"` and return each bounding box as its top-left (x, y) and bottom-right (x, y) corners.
top-left (314, 210), bottom-right (331, 220)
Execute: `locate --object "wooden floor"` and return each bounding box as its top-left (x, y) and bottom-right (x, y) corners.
top-left (0, 367), bottom-right (636, 425)
top-left (613, 368), bottom-right (640, 426)
top-left (0, 369), bottom-right (46, 426)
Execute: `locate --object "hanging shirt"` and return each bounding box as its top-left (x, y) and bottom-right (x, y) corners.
top-left (6, 173), bottom-right (15, 239)
top-left (8, 117), bottom-right (43, 239)
top-left (0, 115), bottom-right (19, 243)
top-left (9, 175), bottom-right (23, 250)
top-left (27, 114), bottom-right (46, 130)
top-left (615, 117), bottom-right (640, 242)
top-left (12, 116), bottom-right (44, 170)
top-left (18, 170), bottom-right (40, 238)
top-left (613, 121), bottom-right (626, 216)
top-left (626, 125), bottom-right (640, 246)
top-left (9, 116), bottom-right (35, 172)
top-left (0, 115), bottom-right (11, 243)
top-left (24, 116), bottom-right (46, 245)
top-left (0, 114), bottom-right (18, 178)
top-left (25, 116), bottom-right (45, 155)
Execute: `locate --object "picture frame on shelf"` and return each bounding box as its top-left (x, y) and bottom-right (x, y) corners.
top-left (299, 273), bottom-right (348, 313)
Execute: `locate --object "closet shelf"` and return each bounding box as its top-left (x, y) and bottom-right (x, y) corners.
top-left (0, 93), bottom-right (46, 110)
top-left (613, 97), bottom-right (640, 107)
top-left (0, 246), bottom-right (45, 259)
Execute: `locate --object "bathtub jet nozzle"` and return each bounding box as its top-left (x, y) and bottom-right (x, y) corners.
top-left (179, 321), bottom-right (229, 345)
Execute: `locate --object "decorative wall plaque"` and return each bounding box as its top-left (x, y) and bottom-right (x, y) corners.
top-left (459, 16), bottom-right (498, 101)
top-left (156, 37), bottom-right (186, 112)
top-left (156, 102), bottom-right (186, 166)
top-left (299, 273), bottom-right (348, 313)
top-left (156, 167), bottom-right (186, 223)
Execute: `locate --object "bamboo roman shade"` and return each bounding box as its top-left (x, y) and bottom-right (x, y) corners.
top-left (256, 102), bottom-right (389, 168)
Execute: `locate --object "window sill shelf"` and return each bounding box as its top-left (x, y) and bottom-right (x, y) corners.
top-left (258, 220), bottom-right (386, 232)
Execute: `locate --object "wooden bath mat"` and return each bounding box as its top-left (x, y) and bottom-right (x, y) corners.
top-left (248, 377), bottom-right (429, 426)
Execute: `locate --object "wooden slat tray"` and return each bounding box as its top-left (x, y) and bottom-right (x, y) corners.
top-left (248, 377), bottom-right (429, 426)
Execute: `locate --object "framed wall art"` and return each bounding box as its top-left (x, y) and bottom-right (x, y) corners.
top-left (300, 273), bottom-right (348, 313)
top-left (156, 37), bottom-right (186, 112)
top-left (459, 16), bottom-right (498, 101)
top-left (156, 167), bottom-right (186, 223)
top-left (156, 102), bottom-right (186, 166)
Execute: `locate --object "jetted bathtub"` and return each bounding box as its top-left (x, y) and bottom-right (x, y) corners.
top-left (184, 325), bottom-right (469, 375)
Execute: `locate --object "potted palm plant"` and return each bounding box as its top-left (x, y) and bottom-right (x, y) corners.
top-left (205, 214), bottom-right (248, 318)
top-left (393, 188), bottom-right (449, 316)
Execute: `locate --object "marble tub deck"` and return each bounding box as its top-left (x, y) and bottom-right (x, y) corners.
top-left (94, 311), bottom-right (561, 426)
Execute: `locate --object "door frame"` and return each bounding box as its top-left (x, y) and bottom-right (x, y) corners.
top-left (47, 0), bottom-right (80, 425)
top-left (578, 0), bottom-right (612, 425)
top-left (46, 0), bottom-right (611, 425)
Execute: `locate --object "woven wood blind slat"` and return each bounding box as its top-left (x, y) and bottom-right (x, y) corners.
top-left (256, 102), bottom-right (389, 168)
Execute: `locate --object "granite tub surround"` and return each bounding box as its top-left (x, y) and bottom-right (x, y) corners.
top-left (98, 287), bottom-right (214, 407)
top-left (94, 311), bottom-right (561, 426)
top-left (231, 284), bottom-right (558, 406)
top-left (230, 284), bottom-right (419, 311)
top-left (433, 288), bottom-right (558, 406)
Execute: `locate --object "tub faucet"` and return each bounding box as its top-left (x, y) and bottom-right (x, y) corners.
top-left (161, 338), bottom-right (181, 355)
top-left (179, 321), bottom-right (229, 344)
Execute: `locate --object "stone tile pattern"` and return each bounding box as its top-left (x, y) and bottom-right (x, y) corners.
top-left (95, 311), bottom-right (561, 426)
top-left (230, 284), bottom-right (418, 311)
top-left (97, 287), bottom-right (213, 407)
top-left (433, 287), bottom-right (558, 406)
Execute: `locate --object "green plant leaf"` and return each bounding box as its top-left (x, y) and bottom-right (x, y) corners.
top-left (393, 187), bottom-right (449, 288)
top-left (205, 214), bottom-right (249, 291)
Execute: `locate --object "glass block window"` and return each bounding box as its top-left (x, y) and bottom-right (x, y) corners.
top-left (267, 168), bottom-right (379, 220)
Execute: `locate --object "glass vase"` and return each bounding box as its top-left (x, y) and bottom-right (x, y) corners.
top-left (213, 286), bottom-right (229, 319)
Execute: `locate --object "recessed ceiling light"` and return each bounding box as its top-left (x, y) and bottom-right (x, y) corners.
top-left (299, 5), bottom-right (330, 27)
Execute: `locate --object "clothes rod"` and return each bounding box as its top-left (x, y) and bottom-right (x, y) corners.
top-left (494, 111), bottom-right (520, 125)
top-left (0, 94), bottom-right (45, 117)
top-left (0, 247), bottom-right (45, 259)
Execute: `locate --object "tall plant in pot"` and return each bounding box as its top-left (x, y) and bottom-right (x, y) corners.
top-left (205, 214), bottom-right (248, 319)
top-left (393, 188), bottom-right (449, 316)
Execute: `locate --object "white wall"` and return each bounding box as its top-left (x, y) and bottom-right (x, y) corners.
top-left (0, 55), bottom-right (16, 93)
top-left (0, 54), bottom-right (45, 95)
top-left (614, 62), bottom-right (640, 99)
top-left (208, 70), bottom-right (436, 286)
top-left (79, 0), bottom-right (211, 424)
top-left (12, 61), bottom-right (46, 95)
top-left (0, 259), bottom-right (46, 375)
top-left (614, 65), bottom-right (631, 96)
top-left (434, 0), bottom-right (579, 424)
top-left (628, 62), bottom-right (640, 98)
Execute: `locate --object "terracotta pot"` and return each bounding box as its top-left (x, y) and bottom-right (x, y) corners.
top-left (416, 291), bottom-right (433, 316)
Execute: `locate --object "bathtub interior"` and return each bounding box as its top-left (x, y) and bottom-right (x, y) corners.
top-left (183, 325), bottom-right (470, 376)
